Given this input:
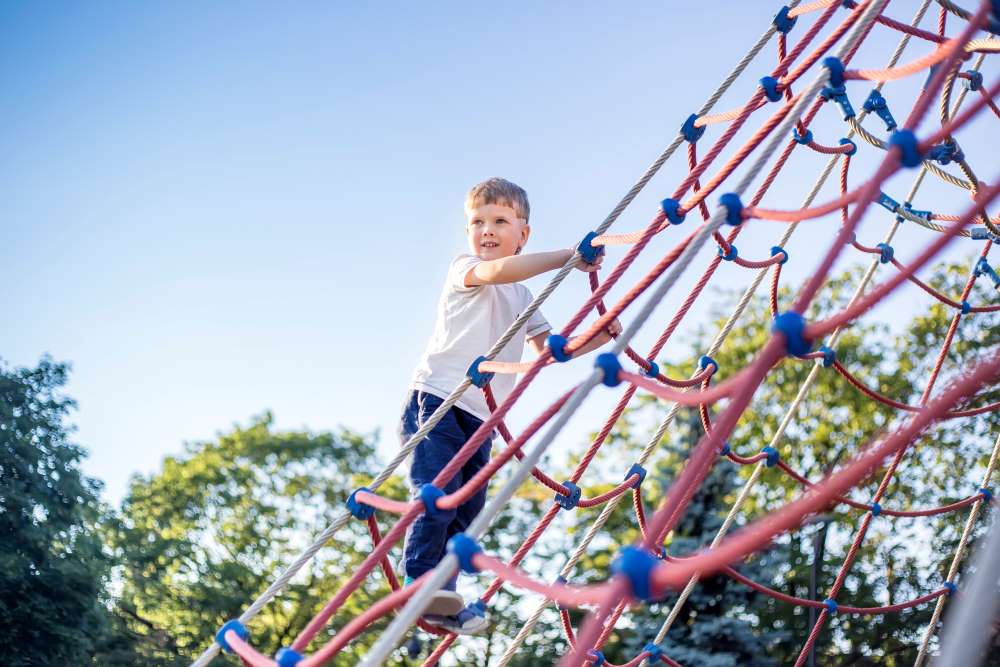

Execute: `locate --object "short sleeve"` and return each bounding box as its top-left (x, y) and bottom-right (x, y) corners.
top-left (447, 254), bottom-right (483, 293)
top-left (521, 286), bottom-right (551, 338)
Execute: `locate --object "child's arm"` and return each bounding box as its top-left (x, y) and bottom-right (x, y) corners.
top-left (465, 250), bottom-right (602, 287)
top-left (526, 319), bottom-right (623, 359)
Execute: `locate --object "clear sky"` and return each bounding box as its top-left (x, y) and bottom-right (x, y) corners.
top-left (3, 1), bottom-right (996, 505)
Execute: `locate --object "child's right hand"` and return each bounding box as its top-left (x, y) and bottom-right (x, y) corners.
top-left (573, 253), bottom-right (603, 273)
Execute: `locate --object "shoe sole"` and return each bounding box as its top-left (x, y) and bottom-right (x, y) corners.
top-left (422, 591), bottom-right (465, 616)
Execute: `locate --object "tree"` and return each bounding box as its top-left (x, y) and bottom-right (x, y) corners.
top-left (0, 357), bottom-right (113, 666)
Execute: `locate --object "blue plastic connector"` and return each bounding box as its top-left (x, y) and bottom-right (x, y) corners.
top-left (681, 114), bottom-right (706, 143)
top-left (773, 5), bottom-right (798, 33)
top-left (961, 300), bottom-right (971, 315)
top-left (719, 193), bottom-right (744, 225)
top-left (771, 246), bottom-right (789, 264)
top-left (823, 598), bottom-right (839, 614)
top-left (720, 441), bottom-right (732, 456)
top-left (925, 140), bottom-right (964, 166)
top-left (862, 89), bottom-right (897, 131)
top-left (876, 243), bottom-right (894, 264)
top-left (870, 502), bottom-right (882, 517)
top-left (842, 0), bottom-right (858, 7)
top-left (823, 57), bottom-right (845, 88)
top-left (839, 137), bottom-right (857, 156)
top-left (963, 69), bottom-right (983, 92)
top-left (772, 311), bottom-right (813, 356)
top-left (547, 334), bottom-right (572, 362)
top-left (216, 619), bottom-right (249, 654)
top-left (944, 581), bottom-right (957, 596)
top-left (554, 481), bottom-right (582, 510)
top-left (699, 355), bottom-right (719, 375)
top-left (587, 649), bottom-right (607, 666)
top-left (659, 545), bottom-right (669, 560)
top-left (888, 130), bottom-right (923, 168)
top-left (793, 127), bottom-right (814, 144)
top-left (760, 76), bottom-right (782, 102)
top-left (818, 345), bottom-right (836, 368)
top-left (612, 546), bottom-right (660, 601)
top-left (660, 198), bottom-right (686, 225)
top-left (419, 484), bottom-right (446, 520)
top-left (554, 575), bottom-right (569, 611)
top-left (466, 355), bottom-right (495, 388)
top-left (821, 58), bottom-right (854, 119)
top-left (467, 598), bottom-right (488, 617)
top-left (877, 191), bottom-right (900, 213)
top-left (577, 231), bottom-right (605, 264)
top-left (972, 227), bottom-right (1000, 241)
top-left (644, 359), bottom-right (660, 378)
top-left (625, 463), bottom-right (647, 489)
top-left (275, 648), bottom-right (304, 666)
top-left (596, 353), bottom-right (623, 387)
top-left (762, 446), bottom-right (780, 467)
top-left (718, 243), bottom-right (739, 261)
top-left (900, 202), bottom-right (932, 222)
top-left (979, 488), bottom-right (994, 503)
top-left (347, 487), bottom-right (376, 520)
top-left (644, 642), bottom-right (665, 661)
top-left (447, 533), bottom-right (482, 573)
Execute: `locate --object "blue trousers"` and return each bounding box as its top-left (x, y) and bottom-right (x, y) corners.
top-left (401, 390), bottom-right (492, 580)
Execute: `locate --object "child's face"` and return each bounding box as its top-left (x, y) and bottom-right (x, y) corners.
top-left (465, 203), bottom-right (529, 260)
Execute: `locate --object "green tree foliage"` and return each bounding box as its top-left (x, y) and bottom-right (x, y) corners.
top-left (0, 357), bottom-right (112, 666)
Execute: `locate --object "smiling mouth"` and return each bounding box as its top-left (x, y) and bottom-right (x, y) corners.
top-left (481, 242), bottom-right (499, 248)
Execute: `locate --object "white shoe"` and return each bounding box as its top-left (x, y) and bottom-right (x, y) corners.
top-left (423, 604), bottom-right (490, 636)
top-left (422, 589), bottom-right (465, 616)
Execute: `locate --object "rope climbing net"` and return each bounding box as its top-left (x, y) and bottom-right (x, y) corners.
top-left (193, 1), bottom-right (1000, 665)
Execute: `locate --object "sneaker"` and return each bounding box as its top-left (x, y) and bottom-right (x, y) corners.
top-left (423, 604), bottom-right (490, 636)
top-left (422, 589), bottom-right (465, 616)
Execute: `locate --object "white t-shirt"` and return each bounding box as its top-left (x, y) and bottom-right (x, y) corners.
top-left (410, 254), bottom-right (551, 421)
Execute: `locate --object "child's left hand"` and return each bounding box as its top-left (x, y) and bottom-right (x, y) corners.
top-left (574, 253), bottom-right (604, 272)
top-left (606, 318), bottom-right (623, 337)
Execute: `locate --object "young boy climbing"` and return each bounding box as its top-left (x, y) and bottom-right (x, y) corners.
top-left (401, 177), bottom-right (621, 634)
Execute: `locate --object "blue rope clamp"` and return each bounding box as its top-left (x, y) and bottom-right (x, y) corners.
top-left (895, 200), bottom-right (931, 224)
top-left (466, 355), bottom-right (495, 388)
top-left (587, 649), bottom-right (607, 666)
top-left (888, 129), bottom-right (923, 168)
top-left (554, 574), bottom-right (570, 611)
top-left (760, 76), bottom-right (782, 102)
top-left (761, 446), bottom-right (780, 467)
top-left (719, 193), bottom-right (744, 226)
top-left (963, 69), bottom-right (983, 92)
top-left (699, 354), bottom-right (719, 375)
top-left (611, 546), bottom-right (660, 602)
top-left (625, 462), bottom-right (647, 489)
top-left (275, 648), bottom-right (304, 667)
top-left (876, 243), bottom-right (894, 264)
top-left (979, 488), bottom-right (993, 503)
top-left (419, 484), bottom-right (447, 520)
top-left (971, 227), bottom-right (1000, 241)
top-left (818, 345), bottom-right (836, 368)
top-left (719, 441), bottom-right (732, 456)
top-left (925, 139), bottom-right (964, 166)
top-left (862, 89), bottom-right (897, 131)
top-left (839, 137), bottom-right (857, 156)
top-left (681, 114), bottom-right (706, 143)
top-left (944, 581), bottom-right (957, 597)
top-left (870, 501), bottom-right (882, 517)
top-left (876, 191), bottom-right (900, 214)
top-left (596, 352), bottom-right (623, 387)
top-left (772, 311), bottom-right (813, 357)
top-left (718, 243), bottom-right (738, 261)
top-left (347, 487), bottom-right (376, 520)
top-left (447, 532), bottom-right (482, 573)
top-left (554, 481), bottom-right (582, 510)
top-left (773, 5), bottom-right (798, 33)
top-left (467, 598), bottom-right (488, 618)
top-left (961, 300), bottom-right (971, 315)
top-left (771, 246), bottom-right (789, 264)
top-left (644, 642), bottom-right (665, 661)
top-left (547, 334), bottom-right (572, 362)
top-left (820, 57), bottom-right (855, 119)
top-left (793, 127), bottom-right (813, 144)
top-left (644, 358), bottom-right (660, 378)
top-left (979, 258), bottom-right (1000, 289)
top-left (660, 198), bottom-right (686, 225)
top-left (823, 598), bottom-right (839, 614)
top-left (215, 619), bottom-right (249, 654)
top-left (577, 231), bottom-right (605, 265)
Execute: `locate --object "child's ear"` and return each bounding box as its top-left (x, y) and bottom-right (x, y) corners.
top-left (520, 223), bottom-right (531, 250)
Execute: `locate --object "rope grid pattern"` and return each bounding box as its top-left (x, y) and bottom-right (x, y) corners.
top-left (193, 2), bottom-right (1000, 665)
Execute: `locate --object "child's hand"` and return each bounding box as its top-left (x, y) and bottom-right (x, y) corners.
top-left (605, 318), bottom-right (623, 337)
top-left (573, 253), bottom-right (603, 272)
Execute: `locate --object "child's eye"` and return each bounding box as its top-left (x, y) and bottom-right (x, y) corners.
top-left (496, 218), bottom-right (508, 224)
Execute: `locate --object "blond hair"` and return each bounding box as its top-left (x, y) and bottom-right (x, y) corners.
top-left (464, 177), bottom-right (530, 222)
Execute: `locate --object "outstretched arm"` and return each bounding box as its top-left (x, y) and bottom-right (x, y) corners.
top-left (526, 319), bottom-right (622, 359)
top-left (465, 250), bottom-right (602, 287)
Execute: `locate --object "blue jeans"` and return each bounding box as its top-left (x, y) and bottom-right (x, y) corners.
top-left (401, 390), bottom-right (492, 580)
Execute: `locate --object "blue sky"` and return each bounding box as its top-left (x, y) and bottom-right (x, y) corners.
top-left (2, 1), bottom-right (996, 504)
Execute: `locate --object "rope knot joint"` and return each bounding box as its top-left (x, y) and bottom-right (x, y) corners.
top-left (447, 533), bottom-right (482, 573)
top-left (554, 481), bottom-right (582, 510)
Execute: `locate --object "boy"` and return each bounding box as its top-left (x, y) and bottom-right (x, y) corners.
top-left (401, 177), bottom-right (621, 634)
